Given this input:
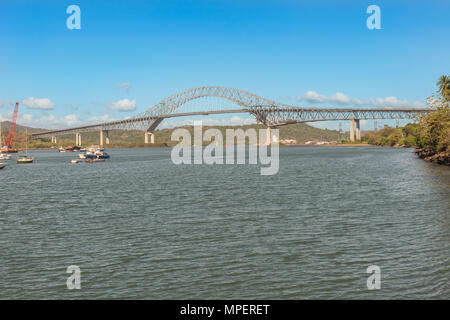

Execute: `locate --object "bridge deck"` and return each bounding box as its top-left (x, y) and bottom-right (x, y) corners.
top-left (31, 107), bottom-right (432, 139)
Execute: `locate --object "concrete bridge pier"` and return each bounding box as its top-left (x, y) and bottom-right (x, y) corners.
top-left (349, 119), bottom-right (355, 142)
top-left (266, 127), bottom-right (272, 146)
top-left (100, 130), bottom-right (110, 146)
top-left (265, 126), bottom-right (278, 146)
top-left (145, 132), bottom-right (155, 144)
top-left (355, 119), bottom-right (361, 141)
top-left (75, 133), bottom-right (81, 146)
top-left (51, 136), bottom-right (57, 144)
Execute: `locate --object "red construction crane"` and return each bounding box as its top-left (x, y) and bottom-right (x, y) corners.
top-left (5, 102), bottom-right (19, 148)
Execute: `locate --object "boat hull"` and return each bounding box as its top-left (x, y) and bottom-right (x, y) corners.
top-left (17, 158), bottom-right (34, 164)
top-left (85, 158), bottom-right (105, 163)
top-left (1, 149), bottom-right (19, 153)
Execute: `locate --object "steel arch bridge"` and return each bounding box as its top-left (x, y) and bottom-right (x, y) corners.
top-left (31, 86), bottom-right (432, 141)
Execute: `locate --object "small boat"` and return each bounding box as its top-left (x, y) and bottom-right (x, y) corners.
top-left (17, 157), bottom-right (34, 164)
top-left (95, 151), bottom-right (110, 159)
top-left (71, 159), bottom-right (80, 164)
top-left (58, 146), bottom-right (77, 152)
top-left (0, 154), bottom-right (12, 160)
top-left (17, 129), bottom-right (34, 164)
top-left (79, 146), bottom-right (110, 160)
top-left (79, 153), bottom-right (97, 159)
top-left (0, 162), bottom-right (7, 170)
top-left (85, 158), bottom-right (105, 163)
top-left (0, 148), bottom-right (19, 153)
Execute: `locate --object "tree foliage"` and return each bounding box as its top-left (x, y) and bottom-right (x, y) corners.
top-left (417, 75), bottom-right (450, 152)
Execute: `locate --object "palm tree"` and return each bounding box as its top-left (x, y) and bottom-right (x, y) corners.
top-left (436, 75), bottom-right (450, 101)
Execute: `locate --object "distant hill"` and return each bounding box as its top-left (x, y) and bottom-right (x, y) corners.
top-left (1, 121), bottom-right (48, 148)
top-left (1, 121), bottom-right (344, 148)
top-left (0, 121), bottom-right (46, 134)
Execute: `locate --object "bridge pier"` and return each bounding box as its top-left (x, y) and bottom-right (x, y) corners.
top-left (99, 130), bottom-right (110, 146)
top-left (349, 119), bottom-right (355, 142)
top-left (265, 127), bottom-right (279, 146)
top-left (355, 119), bottom-right (361, 141)
top-left (51, 136), bottom-right (57, 144)
top-left (145, 132), bottom-right (155, 144)
top-left (75, 133), bottom-right (81, 146)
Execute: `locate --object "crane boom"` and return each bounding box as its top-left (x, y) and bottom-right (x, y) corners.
top-left (6, 102), bottom-right (19, 148)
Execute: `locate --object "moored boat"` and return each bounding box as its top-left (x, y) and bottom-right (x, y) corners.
top-left (85, 158), bottom-right (105, 163)
top-left (79, 146), bottom-right (110, 160)
top-left (1, 147), bottom-right (19, 153)
top-left (17, 129), bottom-right (34, 164)
top-left (95, 151), bottom-right (110, 159)
top-left (0, 162), bottom-right (7, 170)
top-left (17, 157), bottom-right (34, 164)
top-left (0, 153), bottom-right (12, 160)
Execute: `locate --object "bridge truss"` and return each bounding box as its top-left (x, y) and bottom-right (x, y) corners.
top-left (31, 86), bottom-right (432, 139)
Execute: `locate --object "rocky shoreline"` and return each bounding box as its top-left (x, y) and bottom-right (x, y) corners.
top-left (415, 148), bottom-right (450, 166)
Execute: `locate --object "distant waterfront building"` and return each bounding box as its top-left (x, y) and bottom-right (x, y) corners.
top-left (280, 139), bottom-right (297, 144)
top-left (304, 140), bottom-right (336, 145)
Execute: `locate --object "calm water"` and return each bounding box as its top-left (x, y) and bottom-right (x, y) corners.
top-left (0, 147), bottom-right (448, 299)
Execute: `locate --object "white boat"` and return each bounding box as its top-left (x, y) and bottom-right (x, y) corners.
top-left (71, 159), bottom-right (80, 164)
top-left (17, 129), bottom-right (34, 164)
top-left (79, 146), bottom-right (110, 160)
top-left (0, 162), bottom-right (6, 170)
top-left (0, 154), bottom-right (12, 160)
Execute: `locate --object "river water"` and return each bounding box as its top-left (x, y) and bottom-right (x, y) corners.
top-left (0, 147), bottom-right (448, 299)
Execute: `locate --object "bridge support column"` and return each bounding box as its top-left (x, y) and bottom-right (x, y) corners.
top-left (349, 119), bottom-right (355, 142)
top-left (51, 136), bottom-right (57, 144)
top-left (75, 133), bottom-right (81, 146)
top-left (100, 130), bottom-right (104, 147)
top-left (145, 132), bottom-right (155, 144)
top-left (266, 127), bottom-right (271, 146)
top-left (355, 119), bottom-right (361, 141)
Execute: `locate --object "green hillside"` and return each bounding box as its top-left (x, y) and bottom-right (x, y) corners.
top-left (1, 121), bottom-right (343, 148)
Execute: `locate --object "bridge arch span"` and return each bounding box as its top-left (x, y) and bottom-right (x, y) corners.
top-left (139, 86), bottom-right (285, 118)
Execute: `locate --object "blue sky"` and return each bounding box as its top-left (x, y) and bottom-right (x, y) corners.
top-left (0, 0), bottom-right (449, 130)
